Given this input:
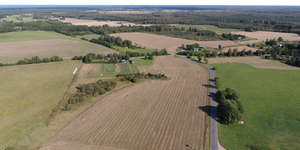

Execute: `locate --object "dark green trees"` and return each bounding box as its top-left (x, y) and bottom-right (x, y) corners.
top-left (216, 88), bottom-right (244, 125)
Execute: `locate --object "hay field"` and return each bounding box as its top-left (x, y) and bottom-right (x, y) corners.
top-left (111, 32), bottom-right (237, 52)
top-left (41, 56), bottom-right (210, 150)
top-left (0, 31), bottom-right (114, 63)
top-left (208, 56), bottom-right (300, 70)
top-left (174, 24), bottom-right (240, 34)
top-left (0, 61), bottom-right (82, 149)
top-left (58, 18), bottom-right (150, 27)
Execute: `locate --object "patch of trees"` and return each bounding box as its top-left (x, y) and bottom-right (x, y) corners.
top-left (216, 88), bottom-right (244, 125)
top-left (63, 80), bottom-right (117, 110)
top-left (116, 72), bottom-right (167, 83)
top-left (221, 33), bottom-right (246, 41)
top-left (90, 34), bottom-right (135, 48)
top-left (16, 56), bottom-right (63, 65)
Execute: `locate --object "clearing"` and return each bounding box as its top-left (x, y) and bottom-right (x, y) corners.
top-left (0, 61), bottom-right (82, 150)
top-left (40, 55), bottom-right (210, 150)
top-left (212, 63), bottom-right (300, 150)
top-left (0, 31), bottom-right (114, 63)
top-left (208, 56), bottom-right (300, 70)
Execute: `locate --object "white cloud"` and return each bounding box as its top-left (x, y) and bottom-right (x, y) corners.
top-left (0, 0), bottom-right (299, 6)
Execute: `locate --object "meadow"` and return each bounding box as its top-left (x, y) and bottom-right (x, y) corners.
top-left (212, 63), bottom-right (300, 150)
top-left (100, 63), bottom-right (139, 77)
top-left (0, 61), bottom-right (82, 149)
top-left (112, 45), bottom-right (153, 53)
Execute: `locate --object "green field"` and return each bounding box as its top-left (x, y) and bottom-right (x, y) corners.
top-left (112, 45), bottom-right (153, 53)
top-left (0, 61), bottom-right (82, 149)
top-left (0, 31), bottom-right (71, 43)
top-left (131, 57), bottom-right (154, 66)
top-left (0, 31), bottom-right (114, 63)
top-left (175, 24), bottom-right (239, 34)
top-left (212, 63), bottom-right (300, 150)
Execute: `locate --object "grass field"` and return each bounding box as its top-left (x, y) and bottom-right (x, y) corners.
top-left (112, 45), bottom-right (153, 53)
top-left (0, 15), bottom-right (43, 23)
top-left (212, 63), bottom-right (300, 150)
top-left (0, 31), bottom-right (114, 63)
top-left (131, 57), bottom-right (154, 66)
top-left (0, 61), bottom-right (82, 150)
top-left (174, 24), bottom-right (239, 34)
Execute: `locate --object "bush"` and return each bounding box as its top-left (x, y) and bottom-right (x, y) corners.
top-left (117, 72), bottom-right (167, 82)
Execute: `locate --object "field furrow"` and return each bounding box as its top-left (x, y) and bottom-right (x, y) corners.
top-left (41, 55), bottom-right (210, 150)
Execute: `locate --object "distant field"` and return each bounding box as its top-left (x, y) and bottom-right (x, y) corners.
top-left (174, 24), bottom-right (240, 34)
top-left (0, 31), bottom-right (70, 43)
top-left (0, 15), bottom-right (43, 23)
top-left (0, 31), bottom-right (114, 63)
top-left (112, 32), bottom-right (237, 52)
top-left (112, 45), bottom-right (153, 53)
top-left (213, 63), bottom-right (300, 150)
top-left (0, 61), bottom-right (82, 149)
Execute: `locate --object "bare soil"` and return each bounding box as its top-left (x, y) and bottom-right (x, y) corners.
top-left (40, 56), bottom-right (210, 150)
top-left (208, 56), bottom-right (300, 70)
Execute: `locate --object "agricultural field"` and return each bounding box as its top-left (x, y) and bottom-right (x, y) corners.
top-left (0, 61), bottom-right (82, 150)
top-left (131, 57), bottom-right (154, 66)
top-left (174, 24), bottom-right (240, 34)
top-left (111, 32), bottom-right (237, 52)
top-left (77, 34), bottom-right (100, 40)
top-left (56, 18), bottom-right (149, 27)
top-left (100, 63), bottom-right (139, 77)
top-left (212, 63), bottom-right (300, 150)
top-left (40, 56), bottom-right (210, 150)
top-left (0, 31), bottom-right (114, 63)
top-left (0, 15), bottom-right (43, 22)
top-left (208, 56), bottom-right (300, 70)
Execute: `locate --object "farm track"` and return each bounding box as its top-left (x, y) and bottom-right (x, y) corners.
top-left (41, 55), bottom-right (210, 150)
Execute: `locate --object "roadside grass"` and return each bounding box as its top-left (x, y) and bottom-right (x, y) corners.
top-left (112, 45), bottom-right (153, 53)
top-left (174, 24), bottom-right (240, 34)
top-left (0, 31), bottom-right (72, 43)
top-left (212, 63), bottom-right (300, 150)
top-left (131, 57), bottom-right (154, 66)
top-left (0, 60), bottom-right (82, 150)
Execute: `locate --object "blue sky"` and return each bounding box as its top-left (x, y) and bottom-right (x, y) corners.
top-left (0, 0), bottom-right (299, 6)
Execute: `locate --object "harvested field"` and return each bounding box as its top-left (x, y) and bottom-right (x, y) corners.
top-left (112, 32), bottom-right (237, 52)
top-left (233, 31), bottom-right (300, 44)
top-left (208, 56), bottom-right (300, 70)
top-left (0, 39), bottom-right (114, 63)
top-left (58, 18), bottom-right (150, 27)
top-left (41, 55), bottom-right (210, 150)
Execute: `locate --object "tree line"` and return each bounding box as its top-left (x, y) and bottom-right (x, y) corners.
top-left (0, 56), bottom-right (63, 67)
top-left (116, 72), bottom-right (167, 83)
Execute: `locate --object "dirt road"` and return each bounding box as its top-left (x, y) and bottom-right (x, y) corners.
top-left (41, 55), bottom-right (210, 150)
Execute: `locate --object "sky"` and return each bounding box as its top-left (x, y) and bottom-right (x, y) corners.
top-left (0, 0), bottom-right (300, 6)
